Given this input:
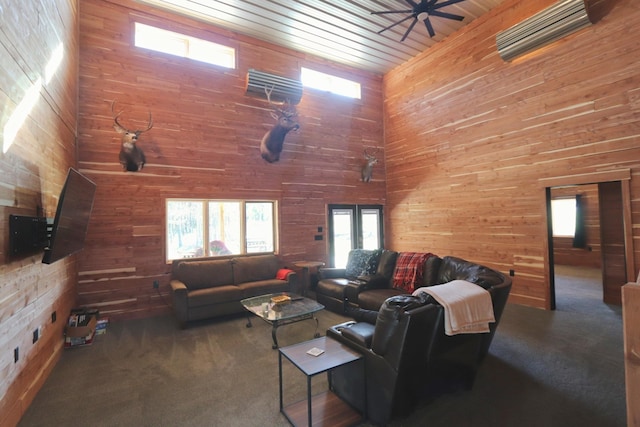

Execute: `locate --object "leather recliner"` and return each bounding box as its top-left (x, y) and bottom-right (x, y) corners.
top-left (328, 294), bottom-right (440, 426)
top-left (327, 271), bottom-right (512, 426)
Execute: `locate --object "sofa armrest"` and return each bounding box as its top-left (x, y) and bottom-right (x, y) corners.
top-left (318, 267), bottom-right (347, 280)
top-left (170, 279), bottom-right (189, 328)
top-left (284, 271), bottom-right (299, 294)
top-left (344, 280), bottom-right (366, 303)
top-left (328, 321), bottom-right (375, 351)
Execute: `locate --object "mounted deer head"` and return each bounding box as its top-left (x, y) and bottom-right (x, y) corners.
top-left (361, 149), bottom-right (379, 182)
top-left (111, 100), bottom-right (153, 172)
top-left (259, 85), bottom-right (300, 163)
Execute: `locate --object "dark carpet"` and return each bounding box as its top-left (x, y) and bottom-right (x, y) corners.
top-left (18, 266), bottom-right (625, 427)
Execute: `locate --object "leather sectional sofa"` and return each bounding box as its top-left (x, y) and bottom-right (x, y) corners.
top-left (317, 249), bottom-right (510, 315)
top-left (169, 254), bottom-right (298, 328)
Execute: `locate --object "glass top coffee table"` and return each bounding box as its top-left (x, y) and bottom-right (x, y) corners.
top-left (241, 293), bottom-right (324, 349)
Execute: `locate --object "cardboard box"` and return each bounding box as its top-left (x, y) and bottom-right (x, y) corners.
top-left (65, 311), bottom-right (98, 348)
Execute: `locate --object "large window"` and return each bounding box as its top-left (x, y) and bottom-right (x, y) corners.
top-left (328, 204), bottom-right (383, 268)
top-left (166, 199), bottom-right (276, 261)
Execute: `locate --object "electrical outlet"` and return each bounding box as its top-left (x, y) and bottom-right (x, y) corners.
top-left (153, 280), bottom-right (159, 289)
top-left (509, 269), bottom-right (515, 277)
top-left (52, 311), bottom-right (57, 323)
top-left (33, 327), bottom-right (40, 343)
top-left (14, 347), bottom-right (19, 363)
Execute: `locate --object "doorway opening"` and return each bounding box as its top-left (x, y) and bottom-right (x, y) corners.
top-left (543, 170), bottom-right (633, 311)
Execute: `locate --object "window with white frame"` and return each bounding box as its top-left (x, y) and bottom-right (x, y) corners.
top-left (551, 197), bottom-right (576, 237)
top-left (134, 22), bottom-right (236, 69)
top-left (301, 67), bottom-right (361, 99)
top-left (166, 199), bottom-right (276, 261)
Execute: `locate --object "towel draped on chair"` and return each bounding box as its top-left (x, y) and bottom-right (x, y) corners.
top-left (413, 279), bottom-right (495, 336)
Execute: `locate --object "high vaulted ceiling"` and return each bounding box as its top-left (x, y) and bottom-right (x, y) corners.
top-left (137, 0), bottom-right (505, 74)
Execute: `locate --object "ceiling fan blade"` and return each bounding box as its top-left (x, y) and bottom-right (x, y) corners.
top-left (377, 14), bottom-right (416, 34)
top-left (401, 17), bottom-right (419, 41)
top-left (423, 16), bottom-right (436, 37)
top-left (430, 10), bottom-right (465, 21)
top-left (371, 9), bottom-right (414, 15)
top-left (433, 0), bottom-right (466, 8)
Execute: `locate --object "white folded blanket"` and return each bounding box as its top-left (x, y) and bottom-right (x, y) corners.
top-left (412, 280), bottom-right (495, 336)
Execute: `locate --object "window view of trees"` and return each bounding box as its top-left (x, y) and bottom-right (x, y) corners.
top-left (166, 199), bottom-right (276, 261)
top-left (245, 202), bottom-right (274, 253)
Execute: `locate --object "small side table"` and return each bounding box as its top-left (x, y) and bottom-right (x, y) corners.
top-left (279, 336), bottom-right (365, 427)
top-left (293, 261), bottom-right (325, 296)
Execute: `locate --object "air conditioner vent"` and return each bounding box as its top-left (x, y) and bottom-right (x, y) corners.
top-left (496, 0), bottom-right (592, 61)
top-left (246, 69), bottom-right (303, 105)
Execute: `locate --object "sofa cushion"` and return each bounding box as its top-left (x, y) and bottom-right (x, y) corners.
top-left (345, 249), bottom-right (381, 279)
top-left (392, 252), bottom-right (434, 293)
top-left (438, 256), bottom-right (504, 289)
top-left (238, 279), bottom-right (290, 298)
top-left (175, 259), bottom-right (234, 290)
top-left (233, 255), bottom-right (279, 285)
top-left (187, 285), bottom-right (243, 307)
top-left (376, 250), bottom-right (398, 279)
top-left (357, 288), bottom-right (405, 311)
top-left (421, 255), bottom-right (443, 287)
top-left (316, 278), bottom-right (350, 299)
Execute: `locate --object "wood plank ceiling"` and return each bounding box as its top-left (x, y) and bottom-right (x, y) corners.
top-left (136, 0), bottom-right (505, 74)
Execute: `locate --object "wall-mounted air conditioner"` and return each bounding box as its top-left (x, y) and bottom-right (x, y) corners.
top-left (245, 69), bottom-right (303, 105)
top-left (496, 0), bottom-right (592, 61)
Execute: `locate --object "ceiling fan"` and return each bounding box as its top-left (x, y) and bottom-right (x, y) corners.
top-left (372, 0), bottom-right (466, 41)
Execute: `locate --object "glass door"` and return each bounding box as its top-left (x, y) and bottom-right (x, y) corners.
top-left (328, 204), bottom-right (383, 268)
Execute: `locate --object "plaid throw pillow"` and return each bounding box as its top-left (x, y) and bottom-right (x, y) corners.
top-left (392, 252), bottom-right (433, 293)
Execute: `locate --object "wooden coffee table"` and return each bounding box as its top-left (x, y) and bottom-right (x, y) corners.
top-left (241, 293), bottom-right (324, 349)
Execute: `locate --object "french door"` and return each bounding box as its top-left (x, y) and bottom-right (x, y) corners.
top-left (328, 204), bottom-right (383, 268)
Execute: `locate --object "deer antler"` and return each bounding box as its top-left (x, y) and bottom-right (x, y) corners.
top-left (111, 100), bottom-right (127, 133)
top-left (139, 112), bottom-right (153, 133)
top-left (111, 100), bottom-right (153, 133)
top-left (264, 85), bottom-right (297, 117)
top-left (364, 148), bottom-right (380, 160)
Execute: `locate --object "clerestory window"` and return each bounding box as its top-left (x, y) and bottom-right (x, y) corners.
top-left (134, 22), bottom-right (236, 69)
top-left (301, 67), bottom-right (361, 99)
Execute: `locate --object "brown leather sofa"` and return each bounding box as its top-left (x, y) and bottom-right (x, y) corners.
top-left (326, 263), bottom-right (512, 426)
top-left (169, 254), bottom-right (298, 328)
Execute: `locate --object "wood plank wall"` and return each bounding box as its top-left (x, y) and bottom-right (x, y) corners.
top-left (76, 0), bottom-right (385, 320)
top-left (383, 0), bottom-right (640, 309)
top-left (0, 1), bottom-right (80, 425)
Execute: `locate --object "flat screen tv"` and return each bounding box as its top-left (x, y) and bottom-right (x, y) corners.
top-left (42, 168), bottom-right (97, 264)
